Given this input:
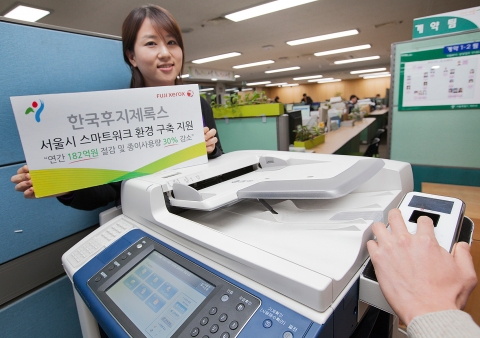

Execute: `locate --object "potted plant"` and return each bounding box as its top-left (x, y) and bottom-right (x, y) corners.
top-left (293, 125), bottom-right (325, 149)
top-left (208, 90), bottom-right (283, 118)
top-left (350, 107), bottom-right (362, 121)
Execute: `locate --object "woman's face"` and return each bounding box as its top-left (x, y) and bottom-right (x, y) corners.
top-left (127, 18), bottom-right (183, 87)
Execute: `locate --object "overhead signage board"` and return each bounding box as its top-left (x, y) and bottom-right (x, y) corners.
top-left (413, 6), bottom-right (480, 39)
top-left (10, 84), bottom-right (207, 197)
top-left (188, 67), bottom-right (235, 81)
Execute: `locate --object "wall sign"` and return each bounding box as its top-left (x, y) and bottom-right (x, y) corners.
top-left (399, 46), bottom-right (480, 111)
top-left (413, 7), bottom-right (480, 39)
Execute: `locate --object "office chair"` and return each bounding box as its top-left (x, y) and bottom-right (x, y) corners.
top-left (370, 128), bottom-right (385, 144)
top-left (363, 137), bottom-right (381, 157)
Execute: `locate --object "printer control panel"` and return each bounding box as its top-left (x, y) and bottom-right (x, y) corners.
top-left (86, 236), bottom-right (260, 338)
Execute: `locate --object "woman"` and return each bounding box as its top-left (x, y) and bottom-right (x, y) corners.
top-left (11, 5), bottom-right (222, 210)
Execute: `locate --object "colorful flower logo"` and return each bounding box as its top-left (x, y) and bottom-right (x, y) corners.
top-left (25, 100), bottom-right (44, 122)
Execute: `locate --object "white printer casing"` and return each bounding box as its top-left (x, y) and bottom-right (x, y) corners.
top-left (63, 150), bottom-right (413, 337)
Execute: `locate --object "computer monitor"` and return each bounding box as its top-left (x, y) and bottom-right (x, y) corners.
top-left (287, 110), bottom-right (302, 145)
top-left (294, 105), bottom-right (311, 119)
top-left (285, 103), bottom-right (294, 112)
top-left (310, 102), bottom-right (320, 111)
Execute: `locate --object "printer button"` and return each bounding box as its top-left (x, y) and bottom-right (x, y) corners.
top-left (263, 319), bottom-right (272, 328)
top-left (221, 294), bottom-right (229, 302)
top-left (220, 333), bottom-right (230, 338)
top-left (200, 317), bottom-right (209, 326)
top-left (218, 313), bottom-right (228, 322)
top-left (190, 327), bottom-right (200, 337)
top-left (229, 321), bottom-right (239, 330)
top-left (236, 303), bottom-right (245, 311)
top-left (208, 307), bottom-right (217, 315)
top-left (210, 324), bottom-right (219, 333)
top-left (283, 331), bottom-right (294, 338)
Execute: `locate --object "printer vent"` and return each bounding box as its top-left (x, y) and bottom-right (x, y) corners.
top-left (330, 211), bottom-right (384, 223)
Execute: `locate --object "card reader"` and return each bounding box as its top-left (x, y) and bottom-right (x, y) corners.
top-left (359, 192), bottom-right (472, 315)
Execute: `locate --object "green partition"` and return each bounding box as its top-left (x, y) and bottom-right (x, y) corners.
top-left (390, 30), bottom-right (480, 169)
top-left (215, 117), bottom-right (278, 152)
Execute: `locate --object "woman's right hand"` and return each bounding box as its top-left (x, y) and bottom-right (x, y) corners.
top-left (11, 165), bottom-right (36, 198)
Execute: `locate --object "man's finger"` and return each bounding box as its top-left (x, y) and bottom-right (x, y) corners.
top-left (387, 208), bottom-right (410, 235)
top-left (366, 239), bottom-right (379, 257)
top-left (416, 215), bottom-right (436, 238)
top-left (371, 221), bottom-right (390, 243)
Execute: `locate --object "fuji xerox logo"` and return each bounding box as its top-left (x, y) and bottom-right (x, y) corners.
top-left (156, 90), bottom-right (195, 98)
top-left (25, 100), bottom-right (45, 122)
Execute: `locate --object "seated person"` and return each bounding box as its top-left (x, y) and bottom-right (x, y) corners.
top-left (347, 94), bottom-right (358, 113)
top-left (300, 93), bottom-right (313, 105)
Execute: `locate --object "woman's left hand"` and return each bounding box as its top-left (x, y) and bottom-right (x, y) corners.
top-left (204, 127), bottom-right (218, 154)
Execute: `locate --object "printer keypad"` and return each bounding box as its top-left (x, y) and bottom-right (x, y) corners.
top-left (179, 284), bottom-right (260, 338)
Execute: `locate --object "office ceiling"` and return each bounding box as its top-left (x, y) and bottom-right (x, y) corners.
top-left (1, 0), bottom-right (479, 87)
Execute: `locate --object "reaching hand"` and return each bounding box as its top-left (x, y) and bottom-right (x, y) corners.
top-left (204, 127), bottom-right (218, 154)
top-left (367, 208), bottom-right (477, 325)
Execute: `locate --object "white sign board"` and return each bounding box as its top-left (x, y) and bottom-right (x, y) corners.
top-left (11, 84), bottom-right (207, 197)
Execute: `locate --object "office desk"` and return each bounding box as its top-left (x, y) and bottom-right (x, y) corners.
top-left (312, 117), bottom-right (375, 154)
top-left (369, 108), bottom-right (389, 129)
top-left (360, 108), bottom-right (389, 143)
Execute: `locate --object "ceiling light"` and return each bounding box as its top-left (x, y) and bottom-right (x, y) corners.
top-left (233, 60), bottom-right (275, 69)
top-left (179, 74), bottom-right (189, 78)
top-left (314, 44), bottom-right (371, 57)
top-left (317, 79), bottom-right (342, 83)
top-left (242, 88), bottom-right (253, 91)
top-left (293, 75), bottom-right (323, 80)
top-left (199, 88), bottom-right (215, 92)
top-left (191, 52), bottom-right (241, 64)
top-left (246, 81), bottom-right (271, 86)
top-left (287, 29), bottom-right (359, 46)
top-left (350, 68), bottom-right (387, 74)
top-left (431, 65), bottom-right (440, 69)
top-left (4, 5), bottom-right (50, 22)
top-left (211, 78), bottom-right (218, 81)
top-left (363, 74), bottom-right (391, 79)
top-left (265, 66), bottom-right (300, 74)
top-left (334, 56), bottom-right (380, 64)
top-left (359, 72), bottom-right (390, 77)
top-left (225, 88), bottom-right (239, 92)
top-left (234, 75), bottom-right (241, 78)
top-left (266, 82), bottom-right (288, 87)
top-left (282, 83), bottom-right (299, 87)
top-left (308, 77), bottom-right (333, 82)
top-left (225, 0), bottom-right (317, 22)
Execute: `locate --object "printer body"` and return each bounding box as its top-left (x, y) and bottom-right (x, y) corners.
top-left (63, 150), bottom-right (413, 338)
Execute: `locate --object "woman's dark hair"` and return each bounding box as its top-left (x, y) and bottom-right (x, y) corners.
top-left (122, 5), bottom-right (185, 88)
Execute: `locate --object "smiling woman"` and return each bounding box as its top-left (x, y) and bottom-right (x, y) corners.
top-left (10, 4), bottom-right (223, 210)
top-left (122, 6), bottom-right (185, 88)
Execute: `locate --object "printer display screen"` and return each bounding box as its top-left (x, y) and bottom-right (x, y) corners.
top-left (408, 195), bottom-right (454, 214)
top-left (106, 251), bottom-right (215, 337)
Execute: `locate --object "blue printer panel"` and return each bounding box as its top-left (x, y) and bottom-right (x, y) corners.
top-left (73, 229), bottom-right (331, 338)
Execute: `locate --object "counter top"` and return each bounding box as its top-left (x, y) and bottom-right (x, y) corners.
top-left (312, 117), bottom-right (375, 154)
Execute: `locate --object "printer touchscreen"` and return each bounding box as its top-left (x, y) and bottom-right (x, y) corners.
top-left (106, 250), bottom-right (215, 337)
